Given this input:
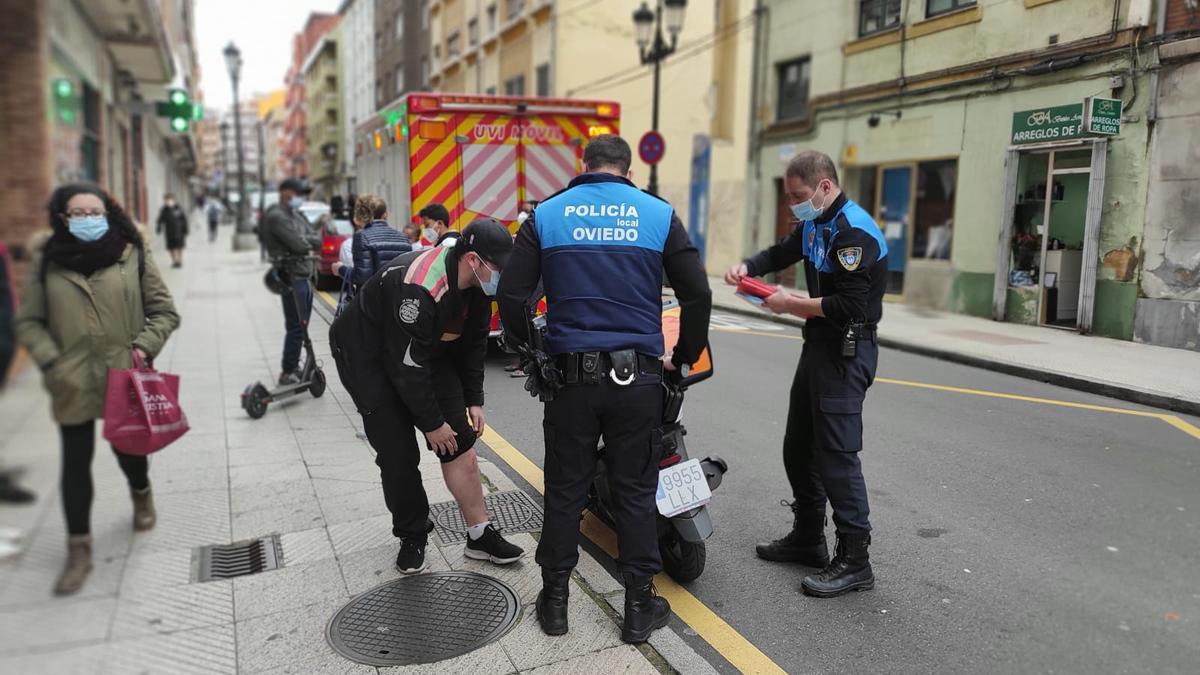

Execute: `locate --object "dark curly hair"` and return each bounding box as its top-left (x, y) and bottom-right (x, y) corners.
top-left (46, 183), bottom-right (143, 247)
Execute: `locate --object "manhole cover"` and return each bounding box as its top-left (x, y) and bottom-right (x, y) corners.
top-left (327, 571), bottom-right (520, 666)
top-left (430, 490), bottom-right (543, 544)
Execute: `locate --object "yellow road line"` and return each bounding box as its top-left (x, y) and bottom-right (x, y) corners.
top-left (1159, 414), bottom-right (1200, 442)
top-left (318, 290), bottom-right (337, 309)
top-left (480, 426), bottom-right (786, 675)
top-left (874, 377), bottom-right (1165, 418)
top-left (712, 323), bottom-right (1200, 443)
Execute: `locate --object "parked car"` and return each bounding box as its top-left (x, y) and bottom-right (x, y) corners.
top-left (316, 217), bottom-right (354, 290)
top-left (298, 201), bottom-right (331, 233)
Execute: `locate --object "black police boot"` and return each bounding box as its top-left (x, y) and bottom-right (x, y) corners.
top-left (621, 573), bottom-right (671, 644)
top-left (754, 501), bottom-right (829, 567)
top-left (536, 568), bottom-right (571, 636)
top-left (801, 532), bottom-right (874, 598)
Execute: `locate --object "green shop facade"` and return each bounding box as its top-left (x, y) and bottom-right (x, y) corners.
top-left (750, 66), bottom-right (1149, 341)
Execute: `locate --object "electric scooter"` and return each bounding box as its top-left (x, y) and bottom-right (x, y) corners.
top-left (586, 300), bottom-right (728, 584)
top-left (241, 260), bottom-right (327, 419)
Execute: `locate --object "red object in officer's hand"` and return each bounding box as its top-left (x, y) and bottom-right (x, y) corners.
top-left (736, 276), bottom-right (778, 299)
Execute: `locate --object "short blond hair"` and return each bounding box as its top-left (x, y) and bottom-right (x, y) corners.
top-left (353, 194), bottom-right (387, 223)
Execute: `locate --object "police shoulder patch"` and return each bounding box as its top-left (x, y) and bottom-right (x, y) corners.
top-left (837, 247), bottom-right (864, 271)
top-left (398, 298), bottom-right (421, 324)
top-left (806, 228), bottom-right (815, 249)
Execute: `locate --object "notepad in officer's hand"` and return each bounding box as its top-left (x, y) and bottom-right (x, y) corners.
top-left (734, 276), bottom-right (777, 308)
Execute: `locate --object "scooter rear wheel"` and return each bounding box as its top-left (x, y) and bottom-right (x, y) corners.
top-left (309, 369), bottom-right (326, 398)
top-left (659, 529), bottom-right (706, 583)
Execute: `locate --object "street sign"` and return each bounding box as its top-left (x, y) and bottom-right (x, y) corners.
top-left (1084, 96), bottom-right (1122, 135)
top-left (638, 130), bottom-right (665, 165)
top-left (1011, 103), bottom-right (1085, 145)
top-left (687, 134), bottom-right (711, 264)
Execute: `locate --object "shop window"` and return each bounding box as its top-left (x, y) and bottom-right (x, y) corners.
top-left (81, 83), bottom-right (101, 183)
top-left (504, 74), bottom-right (526, 96)
top-left (776, 57), bottom-right (810, 122)
top-left (926, 0), bottom-right (975, 17)
top-left (912, 159), bottom-right (956, 260)
top-left (859, 0), bottom-right (901, 36)
top-left (536, 63), bottom-right (550, 97)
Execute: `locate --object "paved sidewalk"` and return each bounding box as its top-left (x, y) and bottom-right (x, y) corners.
top-left (707, 276), bottom-right (1200, 415)
top-left (0, 229), bottom-right (712, 674)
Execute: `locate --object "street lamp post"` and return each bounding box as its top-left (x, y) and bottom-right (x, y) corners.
top-left (225, 42), bottom-right (255, 251)
top-left (219, 120), bottom-right (230, 203)
top-left (632, 0), bottom-right (686, 196)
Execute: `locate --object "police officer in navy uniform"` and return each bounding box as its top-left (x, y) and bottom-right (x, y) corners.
top-left (498, 134), bottom-right (711, 643)
top-left (725, 150), bottom-right (887, 598)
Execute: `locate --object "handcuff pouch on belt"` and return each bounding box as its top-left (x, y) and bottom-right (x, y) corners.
top-left (607, 349), bottom-right (637, 386)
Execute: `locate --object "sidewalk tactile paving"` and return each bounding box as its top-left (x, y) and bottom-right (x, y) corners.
top-left (430, 490), bottom-right (543, 544)
top-left (327, 571), bottom-right (520, 667)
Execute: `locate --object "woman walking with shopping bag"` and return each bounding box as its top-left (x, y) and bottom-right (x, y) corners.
top-left (16, 183), bottom-right (179, 595)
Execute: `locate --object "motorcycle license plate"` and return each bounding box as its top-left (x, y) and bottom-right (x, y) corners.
top-left (655, 458), bottom-right (712, 518)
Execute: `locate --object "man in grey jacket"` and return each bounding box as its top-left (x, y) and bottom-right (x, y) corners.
top-left (260, 178), bottom-right (320, 385)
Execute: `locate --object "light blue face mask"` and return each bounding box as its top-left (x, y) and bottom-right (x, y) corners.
top-left (790, 184), bottom-right (829, 222)
top-left (68, 215), bottom-right (110, 242)
top-left (472, 259), bottom-right (500, 297)
top-left (288, 196), bottom-right (303, 209)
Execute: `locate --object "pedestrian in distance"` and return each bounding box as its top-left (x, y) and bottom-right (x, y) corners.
top-left (15, 183), bottom-right (179, 595)
top-left (334, 194), bottom-right (412, 293)
top-left (402, 221), bottom-right (422, 249)
top-left (328, 218), bottom-right (525, 575)
top-left (725, 150), bottom-right (888, 598)
top-left (260, 178), bottom-right (321, 386)
top-left (206, 199), bottom-right (220, 243)
top-left (0, 241), bottom-right (37, 506)
top-left (156, 193), bottom-right (188, 268)
top-left (417, 203), bottom-right (458, 247)
top-left (497, 134), bottom-right (712, 644)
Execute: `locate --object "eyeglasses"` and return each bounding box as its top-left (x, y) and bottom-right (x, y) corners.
top-left (65, 209), bottom-right (106, 218)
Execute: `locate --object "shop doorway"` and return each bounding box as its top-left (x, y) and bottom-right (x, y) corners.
top-left (878, 166), bottom-right (912, 294)
top-left (993, 140), bottom-right (1107, 332)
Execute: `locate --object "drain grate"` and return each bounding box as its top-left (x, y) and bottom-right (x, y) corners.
top-left (327, 571), bottom-right (520, 666)
top-left (192, 535), bottom-right (283, 582)
top-left (429, 490), bottom-right (543, 544)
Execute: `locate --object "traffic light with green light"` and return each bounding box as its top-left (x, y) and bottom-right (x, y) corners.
top-left (156, 88), bottom-right (194, 132)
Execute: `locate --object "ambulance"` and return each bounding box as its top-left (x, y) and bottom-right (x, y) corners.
top-left (353, 92), bottom-right (621, 338)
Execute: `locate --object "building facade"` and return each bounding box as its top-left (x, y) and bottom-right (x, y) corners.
top-left (303, 25), bottom-right (346, 201)
top-left (743, 0), bottom-right (1200, 350)
top-left (422, 0), bottom-right (754, 275)
top-left (339, 0), bottom-right (376, 196)
top-left (376, 0), bottom-right (430, 111)
top-left (282, 13), bottom-right (340, 181)
top-left (257, 92), bottom-right (287, 188)
top-left (0, 0), bottom-right (199, 278)
top-left (1139, 0), bottom-right (1200, 348)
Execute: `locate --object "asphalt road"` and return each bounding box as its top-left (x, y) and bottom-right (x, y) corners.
top-left (478, 311), bottom-right (1200, 674)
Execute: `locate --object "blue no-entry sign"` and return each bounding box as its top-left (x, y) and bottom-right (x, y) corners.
top-left (638, 131), bottom-right (665, 165)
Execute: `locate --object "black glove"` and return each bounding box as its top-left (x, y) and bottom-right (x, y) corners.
top-left (519, 348), bottom-right (563, 402)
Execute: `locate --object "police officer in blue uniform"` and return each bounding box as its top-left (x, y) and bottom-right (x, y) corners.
top-left (726, 150), bottom-right (887, 598)
top-left (498, 134), bottom-right (711, 643)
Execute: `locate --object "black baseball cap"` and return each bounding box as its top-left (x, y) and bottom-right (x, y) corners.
top-left (459, 218), bottom-right (513, 269)
top-left (279, 177), bottom-right (311, 194)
